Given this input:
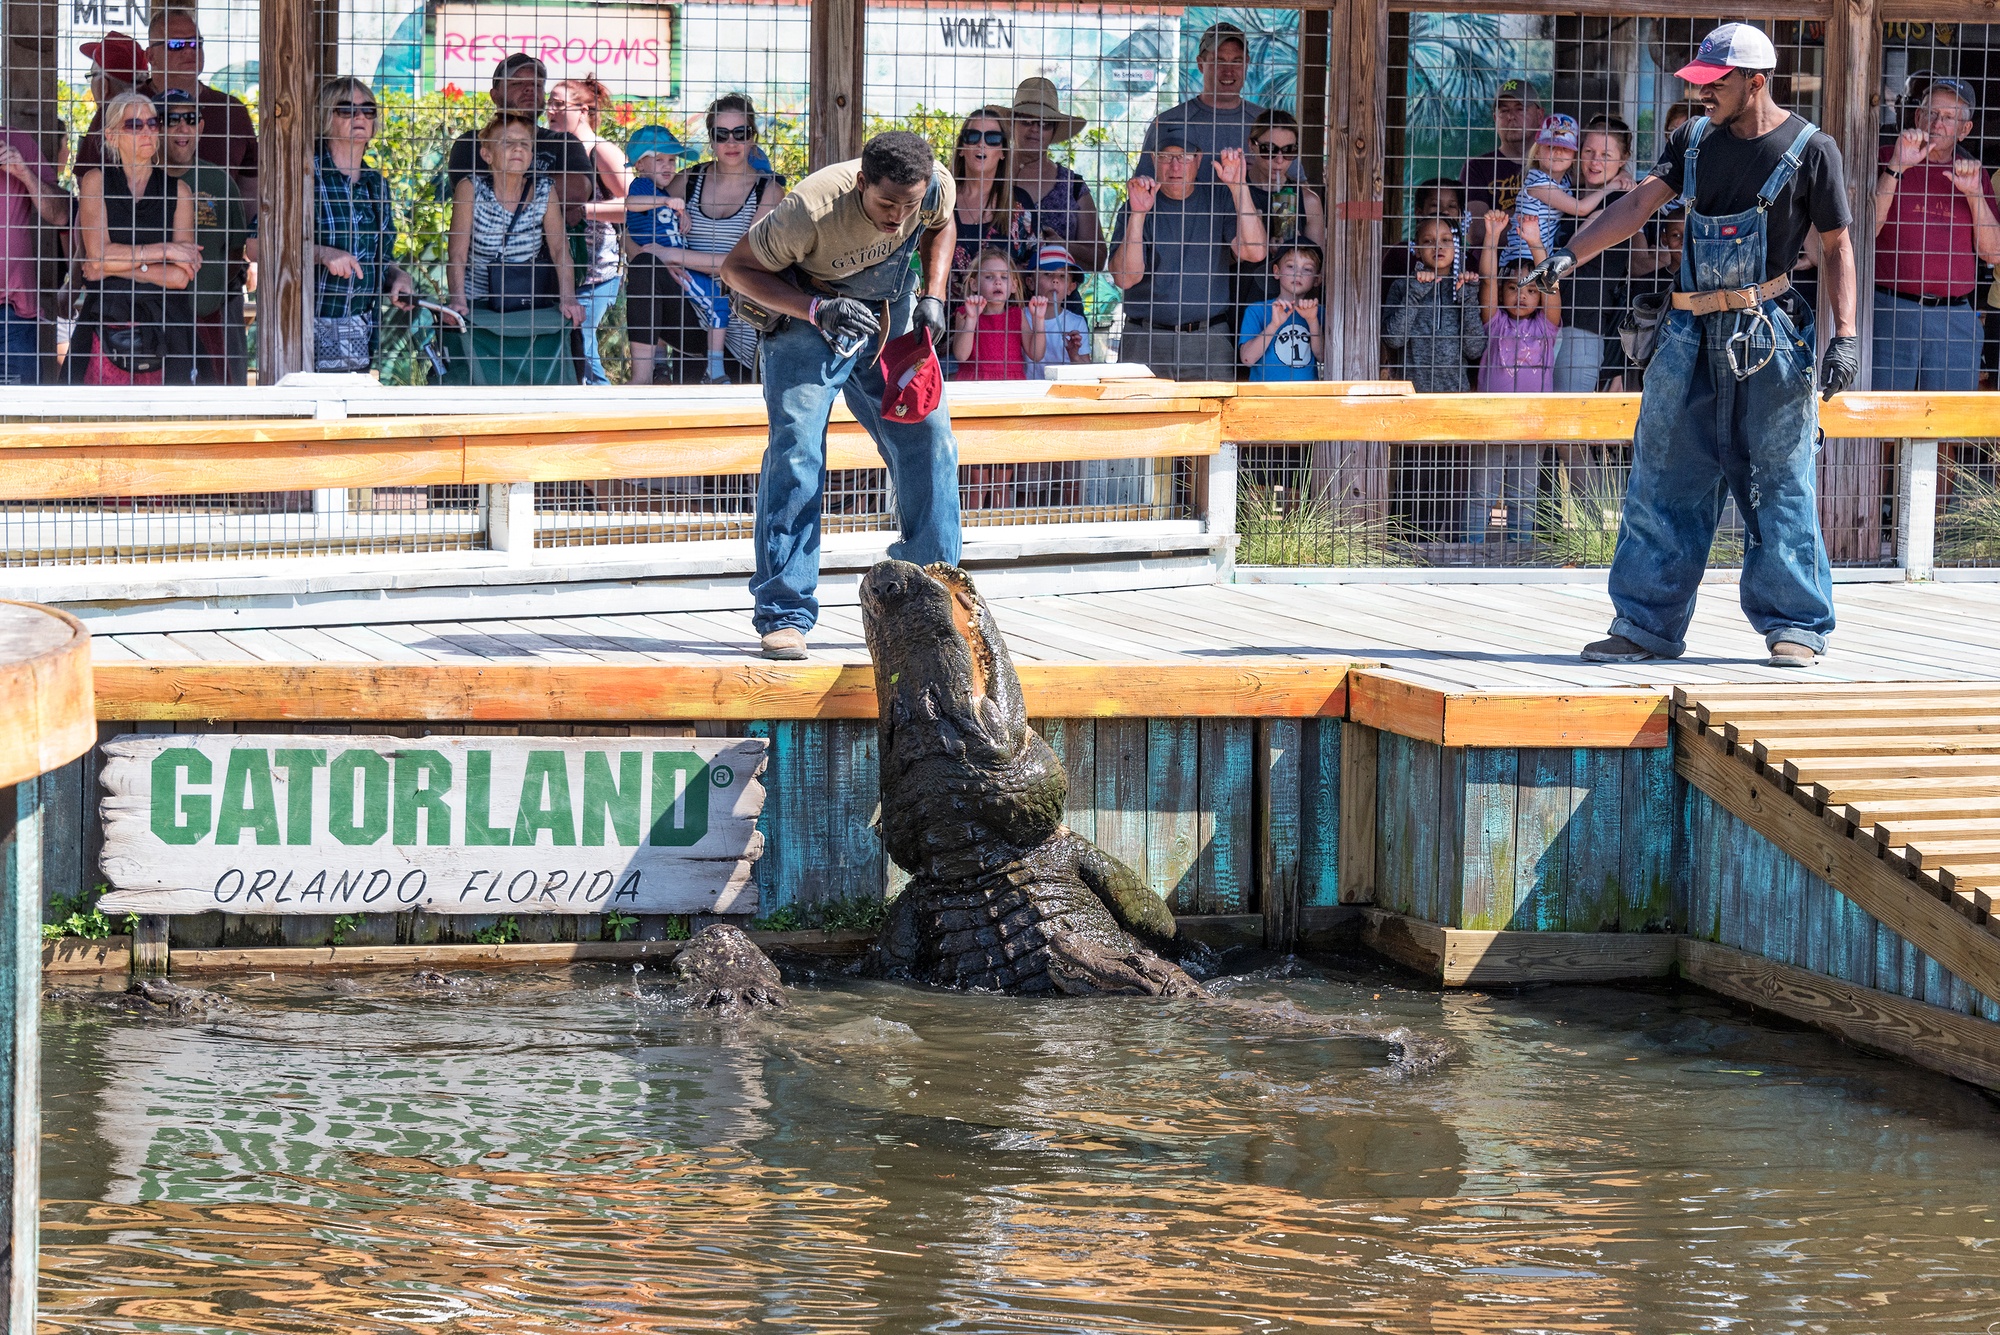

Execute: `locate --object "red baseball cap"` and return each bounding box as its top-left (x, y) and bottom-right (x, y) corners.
top-left (880, 330), bottom-right (942, 423)
top-left (1676, 23), bottom-right (1777, 86)
top-left (82, 32), bottom-right (150, 83)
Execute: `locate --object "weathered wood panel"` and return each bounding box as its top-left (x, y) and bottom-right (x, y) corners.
top-left (1094, 720), bottom-right (1150, 893)
top-left (1300, 719), bottom-right (1342, 909)
top-left (1457, 748), bottom-right (1518, 932)
top-left (1147, 720), bottom-right (1201, 911)
top-left (1567, 747), bottom-right (1623, 933)
top-left (1198, 720), bottom-right (1255, 915)
top-left (1336, 721), bottom-right (1375, 905)
top-left (1620, 745), bottom-right (1676, 931)
top-left (1513, 748), bottom-right (1573, 933)
top-left (1258, 719), bottom-right (1303, 949)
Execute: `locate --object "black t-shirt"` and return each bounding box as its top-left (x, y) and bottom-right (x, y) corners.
top-left (1557, 189), bottom-right (1631, 336)
top-left (1647, 113), bottom-right (1851, 289)
top-left (444, 125), bottom-right (592, 195)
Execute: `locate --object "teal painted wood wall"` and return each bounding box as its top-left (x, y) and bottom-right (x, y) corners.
top-left (1686, 789), bottom-right (2000, 1025)
top-left (1371, 732), bottom-right (1677, 934)
top-left (751, 717), bottom-right (1340, 915)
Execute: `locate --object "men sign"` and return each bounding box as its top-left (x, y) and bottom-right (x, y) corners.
top-left (99, 736), bottom-right (766, 916)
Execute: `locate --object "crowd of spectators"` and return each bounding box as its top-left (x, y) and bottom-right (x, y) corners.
top-left (1, 20), bottom-right (1995, 392)
top-left (0, 18), bottom-right (1335, 388)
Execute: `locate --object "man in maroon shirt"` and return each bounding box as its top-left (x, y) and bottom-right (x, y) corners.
top-left (1871, 78), bottom-right (2000, 389)
top-left (74, 7), bottom-right (258, 224)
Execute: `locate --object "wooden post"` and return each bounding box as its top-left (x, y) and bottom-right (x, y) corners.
top-left (0, 604), bottom-right (94, 1333)
top-left (1818, 0), bottom-right (1883, 564)
top-left (258, 0), bottom-right (321, 382)
top-left (1337, 721), bottom-right (1378, 904)
top-left (808, 0), bottom-right (864, 170)
top-left (1314, 0), bottom-right (1389, 512)
top-left (1298, 6), bottom-right (1332, 200)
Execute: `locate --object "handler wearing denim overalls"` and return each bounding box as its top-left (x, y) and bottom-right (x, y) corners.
top-left (722, 131), bottom-right (961, 660)
top-left (1524, 24), bottom-right (1861, 668)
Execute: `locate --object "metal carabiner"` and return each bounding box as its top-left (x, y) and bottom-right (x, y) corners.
top-left (1724, 305), bottom-right (1778, 381)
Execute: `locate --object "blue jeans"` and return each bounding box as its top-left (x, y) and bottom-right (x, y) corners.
top-left (1552, 325), bottom-right (1605, 393)
top-left (753, 294), bottom-right (962, 634)
top-left (0, 307), bottom-right (41, 385)
top-left (577, 276), bottom-right (621, 386)
top-left (1870, 290), bottom-right (1979, 391)
top-left (1606, 305), bottom-right (1834, 657)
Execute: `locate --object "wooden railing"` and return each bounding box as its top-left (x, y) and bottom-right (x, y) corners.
top-left (1, 383), bottom-right (1996, 576)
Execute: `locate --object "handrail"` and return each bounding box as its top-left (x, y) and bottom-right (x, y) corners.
top-left (1, 386), bottom-right (1996, 500)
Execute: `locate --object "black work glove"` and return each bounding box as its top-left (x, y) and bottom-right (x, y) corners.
top-left (811, 296), bottom-right (880, 352)
top-left (1818, 334), bottom-right (1860, 401)
top-left (1521, 247), bottom-right (1577, 294)
top-left (913, 295), bottom-right (949, 348)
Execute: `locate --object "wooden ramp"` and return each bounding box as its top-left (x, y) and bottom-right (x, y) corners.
top-left (1673, 683), bottom-right (2000, 1005)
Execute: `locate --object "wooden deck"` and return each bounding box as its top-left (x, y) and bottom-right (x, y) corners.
top-left (85, 579), bottom-right (2000, 692)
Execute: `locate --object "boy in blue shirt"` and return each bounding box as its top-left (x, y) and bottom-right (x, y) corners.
top-left (1237, 243), bottom-right (1323, 381)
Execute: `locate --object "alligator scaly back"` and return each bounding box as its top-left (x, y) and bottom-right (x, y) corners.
top-left (860, 560), bottom-right (1202, 997)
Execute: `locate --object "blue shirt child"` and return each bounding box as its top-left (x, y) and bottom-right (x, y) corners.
top-left (1238, 300), bottom-right (1319, 382)
top-left (627, 177), bottom-right (727, 330)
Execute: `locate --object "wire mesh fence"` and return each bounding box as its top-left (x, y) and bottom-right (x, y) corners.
top-left (1937, 439), bottom-right (2000, 568)
top-left (1238, 437), bottom-right (1899, 568)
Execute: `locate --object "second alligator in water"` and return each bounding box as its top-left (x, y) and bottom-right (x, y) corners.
top-left (861, 559), bottom-right (1204, 997)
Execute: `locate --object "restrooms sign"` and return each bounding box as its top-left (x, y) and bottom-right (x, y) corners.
top-left (435, 3), bottom-right (676, 97)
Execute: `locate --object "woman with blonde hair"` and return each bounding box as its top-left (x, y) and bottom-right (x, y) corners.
top-left (70, 86), bottom-right (198, 384)
top-left (544, 75), bottom-right (631, 383)
top-left (309, 76), bottom-right (414, 371)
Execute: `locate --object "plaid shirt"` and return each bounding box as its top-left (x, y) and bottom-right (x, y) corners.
top-left (314, 152), bottom-right (401, 319)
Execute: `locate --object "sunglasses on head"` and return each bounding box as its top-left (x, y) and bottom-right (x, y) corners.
top-left (120, 116), bottom-right (162, 131)
top-left (333, 102), bottom-right (378, 119)
top-left (163, 110), bottom-right (199, 126)
top-left (959, 128), bottom-right (1005, 147)
top-left (711, 124), bottom-right (754, 141)
top-left (1253, 139), bottom-right (1298, 155)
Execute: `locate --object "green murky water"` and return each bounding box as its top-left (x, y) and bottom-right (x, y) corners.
top-left (36, 955), bottom-right (2000, 1333)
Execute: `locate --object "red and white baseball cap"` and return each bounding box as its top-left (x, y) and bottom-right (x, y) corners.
top-left (1676, 23), bottom-right (1778, 85)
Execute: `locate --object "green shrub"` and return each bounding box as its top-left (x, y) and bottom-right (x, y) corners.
top-left (43, 886), bottom-right (136, 942)
top-left (749, 895), bottom-right (885, 933)
top-left (1236, 479), bottom-right (1416, 567)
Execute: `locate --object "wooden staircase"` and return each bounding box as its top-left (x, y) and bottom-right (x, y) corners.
top-left (1673, 684), bottom-right (2000, 1004)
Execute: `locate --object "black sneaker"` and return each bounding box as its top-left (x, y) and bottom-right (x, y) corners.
top-left (1580, 635), bottom-right (1657, 663)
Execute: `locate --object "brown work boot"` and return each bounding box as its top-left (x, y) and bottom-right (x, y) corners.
top-left (760, 628), bottom-right (808, 661)
top-left (1767, 641), bottom-right (1818, 668)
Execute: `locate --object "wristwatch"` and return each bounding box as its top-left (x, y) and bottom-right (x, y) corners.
top-left (1882, 166), bottom-right (1904, 180)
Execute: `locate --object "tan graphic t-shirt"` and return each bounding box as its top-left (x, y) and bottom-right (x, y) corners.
top-left (744, 159), bottom-right (954, 283)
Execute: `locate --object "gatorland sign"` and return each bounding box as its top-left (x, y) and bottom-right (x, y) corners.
top-left (98, 735), bottom-right (767, 916)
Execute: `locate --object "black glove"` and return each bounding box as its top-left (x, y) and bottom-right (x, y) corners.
top-left (811, 296), bottom-right (880, 352)
top-left (1521, 247), bottom-right (1577, 294)
top-left (1818, 334), bottom-right (1860, 401)
top-left (913, 295), bottom-right (949, 348)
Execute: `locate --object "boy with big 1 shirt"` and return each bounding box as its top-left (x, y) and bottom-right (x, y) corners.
top-left (1238, 243), bottom-right (1322, 381)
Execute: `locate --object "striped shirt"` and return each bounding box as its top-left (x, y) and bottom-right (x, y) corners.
top-left (466, 174), bottom-right (552, 299)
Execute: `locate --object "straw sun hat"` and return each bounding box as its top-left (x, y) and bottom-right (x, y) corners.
top-left (1009, 77), bottom-right (1086, 144)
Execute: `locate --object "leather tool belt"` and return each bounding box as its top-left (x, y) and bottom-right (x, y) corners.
top-left (1670, 275), bottom-right (1791, 317)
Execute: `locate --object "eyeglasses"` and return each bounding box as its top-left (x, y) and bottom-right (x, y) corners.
top-left (119, 116), bottom-right (162, 131)
top-left (157, 37), bottom-right (200, 51)
top-left (163, 110), bottom-right (200, 127)
top-left (333, 103), bottom-right (378, 119)
top-left (1253, 140), bottom-right (1298, 156)
top-left (711, 125), bottom-right (754, 141)
top-left (959, 128), bottom-right (1005, 147)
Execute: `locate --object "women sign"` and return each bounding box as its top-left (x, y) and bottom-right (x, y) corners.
top-left (97, 735), bottom-right (765, 916)
top-left (435, 3), bottom-right (675, 97)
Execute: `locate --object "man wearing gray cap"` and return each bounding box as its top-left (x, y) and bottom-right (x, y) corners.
top-left (1523, 22), bottom-right (1858, 669)
top-left (1138, 22), bottom-right (1296, 186)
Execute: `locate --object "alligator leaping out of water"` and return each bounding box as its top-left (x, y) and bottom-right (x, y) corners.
top-left (860, 559), bottom-right (1204, 997)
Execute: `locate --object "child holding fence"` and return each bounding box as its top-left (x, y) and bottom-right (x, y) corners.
top-left (1382, 215), bottom-right (1486, 392)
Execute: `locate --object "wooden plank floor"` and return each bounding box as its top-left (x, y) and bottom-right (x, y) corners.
top-left (90, 581), bottom-right (2000, 692)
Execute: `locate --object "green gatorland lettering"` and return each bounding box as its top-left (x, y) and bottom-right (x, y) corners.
top-left (149, 746), bottom-right (714, 847)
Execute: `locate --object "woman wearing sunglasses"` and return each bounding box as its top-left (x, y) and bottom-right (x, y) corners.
top-left (301, 77), bottom-right (414, 374)
top-left (1237, 109), bottom-right (1326, 309)
top-left (70, 87), bottom-right (198, 384)
top-left (949, 107), bottom-right (1038, 307)
top-left (632, 94), bottom-right (785, 384)
top-left (1007, 77), bottom-right (1104, 272)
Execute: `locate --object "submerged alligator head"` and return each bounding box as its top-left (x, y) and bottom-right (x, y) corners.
top-left (861, 560), bottom-right (1200, 996)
